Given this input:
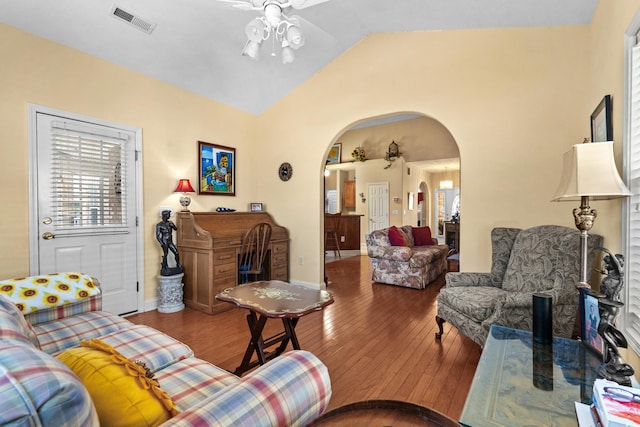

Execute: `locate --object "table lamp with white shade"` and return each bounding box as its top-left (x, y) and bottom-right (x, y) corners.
top-left (551, 141), bottom-right (631, 288)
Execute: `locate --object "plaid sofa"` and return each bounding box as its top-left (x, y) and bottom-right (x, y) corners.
top-left (366, 226), bottom-right (449, 289)
top-left (0, 273), bottom-right (331, 426)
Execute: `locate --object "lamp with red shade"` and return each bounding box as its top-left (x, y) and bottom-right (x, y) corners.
top-left (174, 179), bottom-right (195, 211)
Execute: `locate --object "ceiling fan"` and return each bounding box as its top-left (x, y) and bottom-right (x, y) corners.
top-left (217, 0), bottom-right (332, 64)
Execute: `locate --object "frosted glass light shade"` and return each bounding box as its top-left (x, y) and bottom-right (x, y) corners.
top-left (245, 18), bottom-right (266, 43)
top-left (282, 46), bottom-right (295, 64)
top-left (286, 26), bottom-right (305, 49)
top-left (242, 41), bottom-right (261, 60)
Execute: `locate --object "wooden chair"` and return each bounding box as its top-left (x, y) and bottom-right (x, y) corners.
top-left (324, 212), bottom-right (342, 259)
top-left (238, 222), bottom-right (272, 284)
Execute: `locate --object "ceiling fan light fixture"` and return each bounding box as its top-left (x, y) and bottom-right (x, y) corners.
top-left (228, 0), bottom-right (325, 64)
top-left (264, 3), bottom-right (282, 27)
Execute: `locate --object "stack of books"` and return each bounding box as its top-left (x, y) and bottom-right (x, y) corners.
top-left (577, 379), bottom-right (640, 427)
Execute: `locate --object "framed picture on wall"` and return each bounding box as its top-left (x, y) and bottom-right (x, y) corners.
top-left (198, 141), bottom-right (235, 196)
top-left (327, 143), bottom-right (342, 164)
top-left (579, 287), bottom-right (603, 356)
top-left (590, 95), bottom-right (612, 142)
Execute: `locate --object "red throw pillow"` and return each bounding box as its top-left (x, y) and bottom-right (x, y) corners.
top-left (412, 226), bottom-right (433, 246)
top-left (387, 226), bottom-right (407, 246)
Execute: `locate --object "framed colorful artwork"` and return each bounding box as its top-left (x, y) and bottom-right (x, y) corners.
top-left (198, 141), bottom-right (235, 196)
top-left (327, 143), bottom-right (341, 164)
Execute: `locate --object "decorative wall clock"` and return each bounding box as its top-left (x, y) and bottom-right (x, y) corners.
top-left (279, 162), bottom-right (293, 181)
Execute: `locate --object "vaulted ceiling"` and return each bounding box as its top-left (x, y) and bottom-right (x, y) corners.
top-left (1, 0), bottom-right (598, 114)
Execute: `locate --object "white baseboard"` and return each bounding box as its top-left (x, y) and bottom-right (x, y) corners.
top-left (143, 298), bottom-right (159, 313)
top-left (140, 279), bottom-right (326, 313)
top-left (289, 279), bottom-right (325, 290)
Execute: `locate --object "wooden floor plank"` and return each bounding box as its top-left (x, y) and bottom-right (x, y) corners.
top-left (127, 255), bottom-right (481, 421)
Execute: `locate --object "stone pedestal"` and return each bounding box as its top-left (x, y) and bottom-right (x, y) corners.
top-left (157, 273), bottom-right (185, 313)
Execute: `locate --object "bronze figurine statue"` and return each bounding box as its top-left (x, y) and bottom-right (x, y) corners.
top-left (595, 247), bottom-right (634, 386)
top-left (156, 210), bottom-right (183, 276)
top-left (599, 248), bottom-right (624, 302)
top-left (597, 298), bottom-right (634, 386)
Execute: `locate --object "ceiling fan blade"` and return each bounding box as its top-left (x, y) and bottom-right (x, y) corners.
top-left (215, 0), bottom-right (260, 11)
top-left (285, 0), bottom-right (332, 10)
top-left (289, 14), bottom-right (337, 45)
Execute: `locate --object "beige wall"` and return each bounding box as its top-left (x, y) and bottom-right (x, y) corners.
top-left (337, 116), bottom-right (459, 164)
top-left (588, 0), bottom-right (640, 378)
top-left (2, 1), bottom-right (640, 314)
top-left (257, 25), bottom-right (592, 283)
top-left (0, 23), bottom-right (256, 300)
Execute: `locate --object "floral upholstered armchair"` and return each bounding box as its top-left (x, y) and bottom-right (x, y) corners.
top-left (435, 225), bottom-right (602, 347)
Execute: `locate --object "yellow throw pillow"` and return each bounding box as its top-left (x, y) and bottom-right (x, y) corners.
top-left (57, 339), bottom-right (179, 427)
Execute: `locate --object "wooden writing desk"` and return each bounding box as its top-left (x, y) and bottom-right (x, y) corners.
top-left (176, 211), bottom-right (289, 315)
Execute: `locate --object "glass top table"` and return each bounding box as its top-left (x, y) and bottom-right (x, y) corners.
top-left (460, 325), bottom-right (602, 427)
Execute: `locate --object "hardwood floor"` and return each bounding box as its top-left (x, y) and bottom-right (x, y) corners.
top-left (127, 255), bottom-right (481, 420)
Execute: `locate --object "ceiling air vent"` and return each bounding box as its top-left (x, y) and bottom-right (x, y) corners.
top-left (110, 6), bottom-right (156, 34)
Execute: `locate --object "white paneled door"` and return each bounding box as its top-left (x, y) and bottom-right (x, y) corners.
top-left (368, 182), bottom-right (389, 233)
top-left (31, 108), bottom-right (140, 315)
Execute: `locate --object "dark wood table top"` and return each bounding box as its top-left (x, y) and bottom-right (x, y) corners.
top-left (308, 400), bottom-right (460, 426)
top-left (216, 280), bottom-right (334, 318)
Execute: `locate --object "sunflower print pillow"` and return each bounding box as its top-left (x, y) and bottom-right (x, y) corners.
top-left (0, 273), bottom-right (99, 314)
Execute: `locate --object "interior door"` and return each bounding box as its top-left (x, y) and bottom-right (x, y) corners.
top-left (33, 111), bottom-right (139, 315)
top-left (368, 182), bottom-right (389, 233)
top-left (435, 190), bottom-right (446, 239)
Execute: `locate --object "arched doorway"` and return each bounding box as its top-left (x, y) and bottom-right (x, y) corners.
top-left (322, 113), bottom-right (460, 267)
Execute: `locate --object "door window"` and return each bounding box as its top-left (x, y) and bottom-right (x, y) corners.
top-left (50, 120), bottom-right (129, 235)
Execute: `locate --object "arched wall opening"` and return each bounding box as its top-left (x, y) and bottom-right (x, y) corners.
top-left (321, 112), bottom-right (461, 268)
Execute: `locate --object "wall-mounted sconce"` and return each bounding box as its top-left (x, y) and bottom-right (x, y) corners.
top-left (392, 196), bottom-right (401, 203)
top-left (359, 192), bottom-right (366, 203)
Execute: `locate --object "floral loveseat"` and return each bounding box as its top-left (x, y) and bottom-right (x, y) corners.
top-left (0, 273), bottom-right (331, 427)
top-left (366, 225), bottom-right (449, 289)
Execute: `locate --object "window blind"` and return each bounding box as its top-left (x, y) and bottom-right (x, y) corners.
top-left (624, 43), bottom-right (640, 351)
top-left (50, 120), bottom-right (129, 232)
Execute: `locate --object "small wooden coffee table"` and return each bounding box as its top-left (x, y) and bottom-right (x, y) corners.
top-left (216, 280), bottom-right (333, 376)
